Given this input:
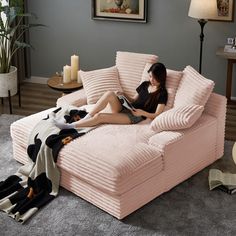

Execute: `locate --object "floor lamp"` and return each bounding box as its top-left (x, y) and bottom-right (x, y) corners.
top-left (188, 0), bottom-right (217, 74)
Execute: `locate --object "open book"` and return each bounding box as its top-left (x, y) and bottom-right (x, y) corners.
top-left (209, 169), bottom-right (236, 195)
top-left (117, 95), bottom-right (134, 111)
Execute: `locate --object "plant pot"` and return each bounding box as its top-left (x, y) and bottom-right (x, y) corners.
top-left (0, 66), bottom-right (17, 97)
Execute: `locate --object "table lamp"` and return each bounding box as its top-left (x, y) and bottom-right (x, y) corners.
top-left (188, 0), bottom-right (217, 74)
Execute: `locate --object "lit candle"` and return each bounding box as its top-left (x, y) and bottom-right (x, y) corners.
top-left (71, 54), bottom-right (79, 81)
top-left (77, 70), bottom-right (82, 84)
top-left (63, 65), bottom-right (71, 83)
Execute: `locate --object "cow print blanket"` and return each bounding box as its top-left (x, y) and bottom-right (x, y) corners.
top-left (0, 106), bottom-right (89, 223)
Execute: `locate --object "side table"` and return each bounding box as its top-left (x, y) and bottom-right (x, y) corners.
top-left (216, 47), bottom-right (236, 104)
top-left (47, 76), bottom-right (83, 95)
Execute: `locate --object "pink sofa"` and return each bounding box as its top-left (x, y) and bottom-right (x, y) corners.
top-left (10, 52), bottom-right (226, 219)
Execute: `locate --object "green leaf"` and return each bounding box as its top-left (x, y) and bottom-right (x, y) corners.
top-left (0, 0), bottom-right (44, 73)
top-left (15, 41), bottom-right (31, 48)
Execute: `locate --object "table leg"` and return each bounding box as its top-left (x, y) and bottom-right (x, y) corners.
top-left (8, 90), bottom-right (12, 114)
top-left (226, 59), bottom-right (233, 102)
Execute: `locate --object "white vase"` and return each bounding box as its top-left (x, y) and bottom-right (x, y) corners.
top-left (0, 66), bottom-right (17, 97)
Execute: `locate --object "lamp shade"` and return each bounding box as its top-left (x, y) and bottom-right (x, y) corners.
top-left (188, 0), bottom-right (217, 19)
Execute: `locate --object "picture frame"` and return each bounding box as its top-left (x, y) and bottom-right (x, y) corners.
top-left (92, 0), bottom-right (148, 23)
top-left (209, 0), bottom-right (235, 22)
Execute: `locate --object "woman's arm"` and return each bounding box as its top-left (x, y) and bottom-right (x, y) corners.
top-left (115, 91), bottom-right (139, 103)
top-left (131, 103), bottom-right (165, 120)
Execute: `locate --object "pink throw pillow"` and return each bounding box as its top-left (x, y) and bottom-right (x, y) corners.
top-left (151, 104), bottom-right (204, 132)
top-left (116, 51), bottom-right (158, 98)
top-left (79, 66), bottom-right (123, 104)
top-left (141, 63), bottom-right (183, 111)
top-left (174, 66), bottom-right (215, 107)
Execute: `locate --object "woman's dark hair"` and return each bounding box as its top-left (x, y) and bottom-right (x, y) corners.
top-left (148, 62), bottom-right (167, 88)
top-left (145, 62), bottom-right (167, 109)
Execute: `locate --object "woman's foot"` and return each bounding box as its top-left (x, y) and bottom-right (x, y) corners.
top-left (54, 120), bottom-right (76, 130)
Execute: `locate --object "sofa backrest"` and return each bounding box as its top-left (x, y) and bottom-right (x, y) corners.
top-left (116, 51), bottom-right (158, 98)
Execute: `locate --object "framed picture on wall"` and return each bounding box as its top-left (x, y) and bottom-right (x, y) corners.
top-left (210, 0), bottom-right (235, 21)
top-left (92, 0), bottom-right (148, 23)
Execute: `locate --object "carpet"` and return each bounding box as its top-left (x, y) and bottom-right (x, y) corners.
top-left (0, 114), bottom-right (236, 236)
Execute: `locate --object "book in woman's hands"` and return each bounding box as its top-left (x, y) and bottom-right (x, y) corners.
top-left (117, 95), bottom-right (134, 110)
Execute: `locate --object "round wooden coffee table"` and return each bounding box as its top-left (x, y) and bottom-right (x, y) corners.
top-left (47, 76), bottom-right (83, 94)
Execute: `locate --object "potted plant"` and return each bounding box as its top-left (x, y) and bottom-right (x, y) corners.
top-left (0, 0), bottom-right (42, 107)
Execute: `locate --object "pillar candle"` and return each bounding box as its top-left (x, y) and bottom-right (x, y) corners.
top-left (71, 54), bottom-right (79, 81)
top-left (77, 70), bottom-right (82, 84)
top-left (63, 65), bottom-right (71, 84)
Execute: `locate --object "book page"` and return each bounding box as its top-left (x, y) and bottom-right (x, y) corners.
top-left (209, 169), bottom-right (236, 190)
top-left (117, 95), bottom-right (134, 110)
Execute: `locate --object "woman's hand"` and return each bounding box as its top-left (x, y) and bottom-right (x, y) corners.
top-left (131, 109), bottom-right (144, 117)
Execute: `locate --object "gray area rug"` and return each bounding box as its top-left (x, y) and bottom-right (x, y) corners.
top-left (0, 114), bottom-right (236, 236)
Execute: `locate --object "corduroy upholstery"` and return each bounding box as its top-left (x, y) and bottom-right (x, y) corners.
top-left (10, 51), bottom-right (226, 220)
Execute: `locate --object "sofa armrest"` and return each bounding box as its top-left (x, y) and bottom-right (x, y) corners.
top-left (204, 93), bottom-right (227, 118)
top-left (56, 88), bottom-right (87, 107)
top-left (204, 92), bottom-right (227, 159)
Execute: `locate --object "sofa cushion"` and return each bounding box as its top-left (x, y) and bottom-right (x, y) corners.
top-left (141, 63), bottom-right (183, 111)
top-left (56, 88), bottom-right (87, 107)
top-left (11, 113), bottom-right (163, 195)
top-left (116, 51), bottom-right (158, 98)
top-left (151, 104), bottom-right (204, 132)
top-left (79, 66), bottom-right (122, 104)
top-left (174, 66), bottom-right (215, 107)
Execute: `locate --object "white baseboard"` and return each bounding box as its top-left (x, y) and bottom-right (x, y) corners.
top-left (24, 76), bottom-right (48, 84)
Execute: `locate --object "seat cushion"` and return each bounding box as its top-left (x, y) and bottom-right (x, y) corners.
top-left (116, 51), bottom-right (158, 98)
top-left (79, 66), bottom-right (123, 104)
top-left (11, 108), bottom-right (163, 195)
top-left (174, 66), bottom-right (215, 107)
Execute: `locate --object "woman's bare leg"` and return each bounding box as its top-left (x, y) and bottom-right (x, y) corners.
top-left (89, 91), bottom-right (122, 116)
top-left (74, 112), bottom-right (131, 128)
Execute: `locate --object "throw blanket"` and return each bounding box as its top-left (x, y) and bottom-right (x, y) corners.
top-left (0, 107), bottom-right (89, 223)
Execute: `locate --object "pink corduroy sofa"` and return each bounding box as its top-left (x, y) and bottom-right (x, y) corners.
top-left (10, 52), bottom-right (227, 219)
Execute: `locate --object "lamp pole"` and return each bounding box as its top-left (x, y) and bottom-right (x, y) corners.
top-left (198, 19), bottom-right (207, 74)
top-left (188, 0), bottom-right (217, 74)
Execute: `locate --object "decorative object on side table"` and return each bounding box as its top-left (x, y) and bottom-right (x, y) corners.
top-left (188, 0), bottom-right (217, 74)
top-left (224, 37), bottom-right (236, 53)
top-left (63, 65), bottom-right (71, 84)
top-left (51, 54), bottom-right (82, 95)
top-left (62, 54), bottom-right (80, 84)
top-left (0, 0), bottom-right (44, 114)
top-left (92, 0), bottom-right (148, 23)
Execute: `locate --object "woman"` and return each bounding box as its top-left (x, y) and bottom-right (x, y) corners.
top-left (55, 62), bottom-right (168, 129)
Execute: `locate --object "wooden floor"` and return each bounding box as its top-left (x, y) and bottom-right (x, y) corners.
top-left (226, 104), bottom-right (236, 141)
top-left (0, 82), bottom-right (61, 116)
top-left (0, 83), bottom-right (236, 141)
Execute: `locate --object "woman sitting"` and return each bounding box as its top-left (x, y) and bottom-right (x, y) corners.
top-left (55, 62), bottom-right (168, 129)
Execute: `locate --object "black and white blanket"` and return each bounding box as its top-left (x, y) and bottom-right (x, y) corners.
top-left (0, 106), bottom-right (88, 223)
